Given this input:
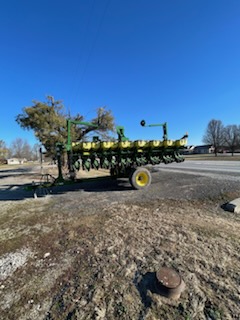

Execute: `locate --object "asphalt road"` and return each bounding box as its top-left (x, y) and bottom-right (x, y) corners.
top-left (1, 161), bottom-right (239, 178)
top-left (0, 164), bottom-right (39, 175)
top-left (1, 161), bottom-right (240, 201)
top-left (154, 160), bottom-right (240, 181)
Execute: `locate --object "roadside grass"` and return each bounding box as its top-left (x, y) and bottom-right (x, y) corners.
top-left (184, 153), bottom-right (240, 161)
top-left (0, 163), bottom-right (38, 170)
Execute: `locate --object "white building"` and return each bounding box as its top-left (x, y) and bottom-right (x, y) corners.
top-left (7, 158), bottom-right (26, 165)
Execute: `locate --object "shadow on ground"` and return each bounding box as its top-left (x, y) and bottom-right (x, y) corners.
top-left (133, 271), bottom-right (162, 320)
top-left (0, 176), bottom-right (133, 201)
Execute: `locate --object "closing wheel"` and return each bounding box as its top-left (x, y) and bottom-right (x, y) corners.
top-left (129, 167), bottom-right (152, 190)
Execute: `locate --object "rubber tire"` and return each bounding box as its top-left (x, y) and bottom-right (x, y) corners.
top-left (129, 167), bottom-right (152, 190)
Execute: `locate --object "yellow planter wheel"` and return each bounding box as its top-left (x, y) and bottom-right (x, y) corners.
top-left (129, 167), bottom-right (152, 190)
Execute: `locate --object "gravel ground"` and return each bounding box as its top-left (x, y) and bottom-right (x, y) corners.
top-left (0, 165), bottom-right (240, 319)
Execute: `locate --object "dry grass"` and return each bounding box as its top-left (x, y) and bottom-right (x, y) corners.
top-left (0, 194), bottom-right (240, 319)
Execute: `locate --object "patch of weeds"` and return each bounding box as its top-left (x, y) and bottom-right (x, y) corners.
top-left (228, 234), bottom-right (240, 246)
top-left (219, 190), bottom-right (240, 202)
top-left (14, 212), bottom-right (48, 227)
top-left (191, 225), bottom-right (221, 239)
top-left (32, 229), bottom-right (64, 258)
top-left (178, 302), bottom-right (191, 318)
top-left (0, 213), bottom-right (15, 225)
top-left (0, 199), bottom-right (55, 230)
top-left (204, 300), bottom-right (222, 320)
top-left (0, 234), bottom-right (30, 256)
top-left (114, 301), bottom-right (127, 317)
top-left (53, 296), bottom-right (65, 314)
top-left (150, 303), bottom-right (187, 320)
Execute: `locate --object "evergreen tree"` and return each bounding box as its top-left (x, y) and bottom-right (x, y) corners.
top-left (16, 96), bottom-right (115, 157)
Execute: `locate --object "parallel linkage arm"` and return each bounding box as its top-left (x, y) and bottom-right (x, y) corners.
top-left (66, 119), bottom-right (99, 152)
top-left (140, 120), bottom-right (168, 140)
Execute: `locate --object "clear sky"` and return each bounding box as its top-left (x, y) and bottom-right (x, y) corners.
top-left (1, 0), bottom-right (239, 147)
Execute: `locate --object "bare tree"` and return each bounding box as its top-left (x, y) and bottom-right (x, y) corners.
top-left (223, 125), bottom-right (240, 156)
top-left (203, 119), bottom-right (224, 156)
top-left (31, 143), bottom-right (41, 161)
top-left (238, 125), bottom-right (240, 148)
top-left (10, 138), bottom-right (32, 160)
top-left (0, 140), bottom-right (9, 159)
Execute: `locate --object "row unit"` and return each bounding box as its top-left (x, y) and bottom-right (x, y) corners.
top-left (72, 138), bottom-right (187, 151)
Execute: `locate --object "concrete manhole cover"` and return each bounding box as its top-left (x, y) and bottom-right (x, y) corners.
top-left (155, 267), bottom-right (185, 299)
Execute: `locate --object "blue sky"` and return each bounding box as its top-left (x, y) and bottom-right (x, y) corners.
top-left (0, 0), bottom-right (239, 147)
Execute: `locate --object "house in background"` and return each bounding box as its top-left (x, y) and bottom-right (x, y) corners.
top-left (7, 158), bottom-right (26, 165)
top-left (183, 145), bottom-right (214, 154)
top-left (193, 145), bottom-right (214, 154)
top-left (182, 145), bottom-right (195, 154)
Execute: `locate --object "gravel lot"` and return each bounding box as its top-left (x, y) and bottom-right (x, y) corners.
top-left (0, 164), bottom-right (240, 319)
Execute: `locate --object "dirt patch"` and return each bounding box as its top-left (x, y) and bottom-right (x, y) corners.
top-left (0, 248), bottom-right (33, 281)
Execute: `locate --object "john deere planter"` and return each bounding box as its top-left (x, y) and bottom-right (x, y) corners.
top-left (66, 119), bottom-right (188, 190)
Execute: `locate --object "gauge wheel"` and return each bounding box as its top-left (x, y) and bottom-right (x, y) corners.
top-left (129, 167), bottom-right (152, 190)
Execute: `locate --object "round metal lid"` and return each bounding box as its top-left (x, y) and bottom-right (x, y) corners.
top-left (156, 267), bottom-right (181, 289)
